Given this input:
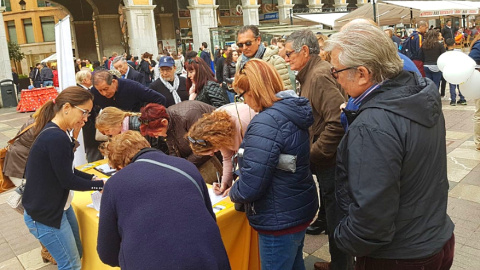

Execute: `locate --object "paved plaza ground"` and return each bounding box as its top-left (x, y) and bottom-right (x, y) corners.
top-left (0, 99), bottom-right (479, 269)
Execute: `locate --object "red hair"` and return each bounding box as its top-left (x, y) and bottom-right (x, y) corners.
top-left (139, 103), bottom-right (170, 137)
top-left (185, 56), bottom-right (216, 94)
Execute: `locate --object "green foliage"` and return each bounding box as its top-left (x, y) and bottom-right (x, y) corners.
top-left (8, 41), bottom-right (25, 63)
top-left (18, 74), bottom-right (29, 79)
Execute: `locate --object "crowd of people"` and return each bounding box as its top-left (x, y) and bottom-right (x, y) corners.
top-left (4, 17), bottom-right (480, 270)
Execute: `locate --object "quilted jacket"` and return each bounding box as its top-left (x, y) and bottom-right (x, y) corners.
top-left (229, 90), bottom-right (318, 231)
top-left (195, 81), bottom-right (230, 108)
top-left (236, 46), bottom-right (293, 90)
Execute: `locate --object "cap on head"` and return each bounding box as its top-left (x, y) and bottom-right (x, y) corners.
top-left (158, 56), bottom-right (175, 67)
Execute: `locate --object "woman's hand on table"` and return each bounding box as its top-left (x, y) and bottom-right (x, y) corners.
top-left (213, 182), bottom-right (231, 197)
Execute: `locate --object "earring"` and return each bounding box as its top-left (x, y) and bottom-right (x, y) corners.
top-left (65, 111), bottom-right (68, 115)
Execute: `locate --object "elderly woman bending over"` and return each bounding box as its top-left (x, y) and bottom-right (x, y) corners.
top-left (97, 131), bottom-right (230, 269)
top-left (187, 103), bottom-right (255, 196)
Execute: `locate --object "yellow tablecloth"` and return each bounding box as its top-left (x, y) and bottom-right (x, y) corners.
top-left (72, 160), bottom-right (260, 270)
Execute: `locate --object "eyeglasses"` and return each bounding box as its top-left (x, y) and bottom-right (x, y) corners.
top-left (187, 136), bottom-right (209, 147)
top-left (285, 50), bottom-right (297, 58)
top-left (74, 106), bottom-right (91, 117)
top-left (330, 66), bottom-right (359, 79)
top-left (236, 39), bottom-right (256, 48)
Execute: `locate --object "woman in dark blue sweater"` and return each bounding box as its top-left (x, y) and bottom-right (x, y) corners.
top-left (97, 131), bottom-right (230, 270)
top-left (23, 87), bottom-right (105, 270)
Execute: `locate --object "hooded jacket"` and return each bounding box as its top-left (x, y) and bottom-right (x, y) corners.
top-left (229, 90), bottom-right (318, 231)
top-left (335, 71), bottom-right (454, 259)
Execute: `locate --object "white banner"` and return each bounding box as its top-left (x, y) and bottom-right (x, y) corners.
top-left (55, 15), bottom-right (76, 91)
top-left (55, 15), bottom-right (87, 167)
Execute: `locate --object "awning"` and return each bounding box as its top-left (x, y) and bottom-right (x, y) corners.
top-left (293, 13), bottom-right (349, 28)
top-left (40, 53), bottom-right (57, 63)
top-left (334, 1), bottom-right (480, 30)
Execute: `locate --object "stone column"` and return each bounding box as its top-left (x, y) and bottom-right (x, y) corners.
top-left (123, 4), bottom-right (159, 58)
top-left (188, 0), bottom-right (218, 51)
top-left (307, 0), bottom-right (323, 11)
top-left (277, 0), bottom-right (294, 23)
top-left (94, 14), bottom-right (124, 58)
top-left (242, 0), bottom-right (260, 26)
top-left (72, 21), bottom-right (98, 61)
top-left (356, 0), bottom-right (368, 8)
top-left (334, 0), bottom-right (348, 12)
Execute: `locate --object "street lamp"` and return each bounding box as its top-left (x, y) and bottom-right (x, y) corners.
top-left (19, 0), bottom-right (26, 10)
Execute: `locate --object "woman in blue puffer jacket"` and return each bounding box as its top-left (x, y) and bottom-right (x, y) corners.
top-left (229, 59), bottom-right (318, 270)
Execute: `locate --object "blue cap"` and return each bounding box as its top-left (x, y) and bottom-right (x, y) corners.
top-left (159, 56), bottom-right (175, 67)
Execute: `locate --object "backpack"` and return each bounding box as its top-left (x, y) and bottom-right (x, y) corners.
top-left (400, 32), bottom-right (422, 60)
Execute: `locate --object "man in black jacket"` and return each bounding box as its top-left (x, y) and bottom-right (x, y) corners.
top-left (112, 56), bottom-right (145, 85)
top-left (325, 22), bottom-right (455, 269)
top-left (149, 56), bottom-right (188, 107)
top-left (441, 19), bottom-right (458, 42)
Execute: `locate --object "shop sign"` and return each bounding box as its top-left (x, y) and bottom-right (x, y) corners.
top-left (420, 9), bottom-right (478, 17)
top-left (260, 12), bottom-right (279, 21)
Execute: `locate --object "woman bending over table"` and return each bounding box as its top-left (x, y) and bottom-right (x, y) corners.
top-left (187, 102), bottom-right (255, 196)
top-left (22, 86), bottom-right (105, 270)
top-left (97, 131), bottom-right (230, 269)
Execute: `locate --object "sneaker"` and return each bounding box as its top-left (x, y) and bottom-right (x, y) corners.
top-left (458, 100), bottom-right (467, 105)
top-left (450, 100), bottom-right (456, 106)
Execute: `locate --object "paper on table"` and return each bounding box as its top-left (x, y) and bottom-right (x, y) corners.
top-left (208, 187), bottom-right (227, 206)
top-left (91, 191), bottom-right (102, 211)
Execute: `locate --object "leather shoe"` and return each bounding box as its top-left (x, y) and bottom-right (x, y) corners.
top-left (306, 219), bottom-right (327, 235)
top-left (314, 262), bottom-right (331, 270)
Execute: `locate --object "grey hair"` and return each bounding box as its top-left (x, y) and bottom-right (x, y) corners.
top-left (111, 56), bottom-right (126, 66)
top-left (75, 70), bottom-right (91, 85)
top-left (93, 70), bottom-right (113, 86)
top-left (285, 30), bottom-right (320, 55)
top-left (324, 22), bottom-right (403, 83)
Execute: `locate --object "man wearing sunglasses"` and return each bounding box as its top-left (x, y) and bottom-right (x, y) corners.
top-left (236, 25), bottom-right (293, 90)
top-left (324, 22), bottom-right (454, 270)
top-left (285, 30), bottom-right (351, 270)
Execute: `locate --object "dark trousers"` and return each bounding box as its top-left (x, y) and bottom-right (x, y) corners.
top-left (314, 165), bottom-right (354, 270)
top-left (355, 234), bottom-right (455, 270)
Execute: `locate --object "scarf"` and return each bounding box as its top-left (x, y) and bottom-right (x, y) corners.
top-left (160, 75), bottom-right (182, 104)
top-left (239, 43), bottom-right (266, 69)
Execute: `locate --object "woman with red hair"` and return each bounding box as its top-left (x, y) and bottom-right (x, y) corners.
top-left (139, 101), bottom-right (221, 180)
top-left (185, 57), bottom-right (229, 108)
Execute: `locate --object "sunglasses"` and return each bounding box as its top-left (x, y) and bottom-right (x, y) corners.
top-left (187, 136), bottom-right (210, 147)
top-left (187, 59), bottom-right (199, 64)
top-left (330, 66), bottom-right (358, 79)
top-left (236, 39), bottom-right (257, 48)
top-left (74, 106), bottom-right (91, 117)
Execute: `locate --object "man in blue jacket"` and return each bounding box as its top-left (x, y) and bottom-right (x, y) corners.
top-left (112, 56), bottom-right (145, 86)
top-left (325, 22), bottom-right (455, 269)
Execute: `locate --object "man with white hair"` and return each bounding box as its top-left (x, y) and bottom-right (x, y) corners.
top-left (112, 56), bottom-right (145, 85)
top-left (75, 70), bottom-right (92, 90)
top-left (325, 22), bottom-right (455, 269)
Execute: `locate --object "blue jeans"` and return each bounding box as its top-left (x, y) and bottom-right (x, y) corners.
top-left (258, 229), bottom-right (307, 270)
top-left (424, 67), bottom-right (442, 90)
top-left (449, 84), bottom-right (465, 102)
top-left (43, 80), bottom-right (53, 86)
top-left (24, 206), bottom-right (82, 270)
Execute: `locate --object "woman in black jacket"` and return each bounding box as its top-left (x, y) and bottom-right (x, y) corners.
top-left (185, 56), bottom-right (229, 108)
top-left (139, 52), bottom-right (154, 86)
top-left (22, 87), bottom-right (105, 270)
top-left (422, 30), bottom-right (446, 89)
top-left (223, 50), bottom-right (239, 102)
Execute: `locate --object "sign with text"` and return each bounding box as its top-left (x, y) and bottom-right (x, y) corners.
top-left (420, 9), bottom-right (478, 17)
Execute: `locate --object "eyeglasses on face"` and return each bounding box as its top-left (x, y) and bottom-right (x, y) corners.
top-left (187, 136), bottom-right (209, 147)
top-left (74, 106), bottom-right (91, 117)
top-left (285, 50), bottom-right (297, 58)
top-left (236, 39), bottom-right (257, 48)
top-left (330, 66), bottom-right (359, 79)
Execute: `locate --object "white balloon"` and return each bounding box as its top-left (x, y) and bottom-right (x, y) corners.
top-left (459, 70), bottom-right (480, 100)
top-left (437, 51), bottom-right (474, 72)
top-left (443, 63), bottom-right (475, 85)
